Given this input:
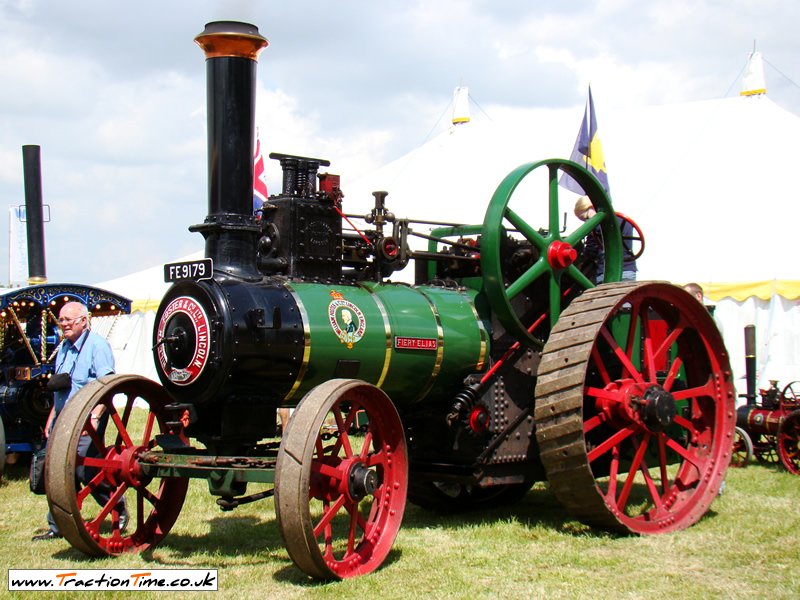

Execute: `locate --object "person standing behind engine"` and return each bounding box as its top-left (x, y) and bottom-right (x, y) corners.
top-left (33, 301), bottom-right (127, 540)
top-left (574, 195), bottom-right (637, 283)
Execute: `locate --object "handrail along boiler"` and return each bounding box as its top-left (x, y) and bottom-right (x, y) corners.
top-left (46, 21), bottom-right (737, 580)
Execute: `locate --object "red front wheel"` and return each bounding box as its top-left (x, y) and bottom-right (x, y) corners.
top-left (46, 374), bottom-right (188, 555)
top-left (275, 379), bottom-right (408, 579)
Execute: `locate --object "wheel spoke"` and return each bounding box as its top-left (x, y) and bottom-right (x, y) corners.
top-left (599, 325), bottom-right (644, 383)
top-left (547, 163), bottom-right (560, 234)
top-left (590, 347), bottom-right (614, 386)
top-left (332, 405), bottom-right (358, 458)
top-left (81, 455), bottom-right (122, 470)
top-left (671, 378), bottom-right (716, 402)
top-left (359, 431), bottom-right (374, 462)
top-left (313, 494), bottom-right (348, 538)
top-left (108, 406), bottom-right (134, 448)
top-left (582, 410), bottom-right (607, 434)
top-left (506, 258), bottom-right (548, 300)
top-left (656, 433), bottom-right (670, 495)
top-left (564, 212), bottom-right (604, 247)
top-left (616, 433), bottom-right (651, 512)
top-left (314, 461), bottom-right (345, 480)
top-left (505, 207), bottom-right (548, 252)
top-left (564, 264), bottom-right (594, 289)
top-left (661, 356), bottom-right (684, 392)
top-left (346, 505), bottom-right (359, 555)
top-left (141, 410), bottom-right (156, 446)
top-left (587, 425), bottom-right (637, 463)
top-left (664, 436), bottom-right (702, 469)
top-left (637, 307), bottom-right (661, 382)
top-left (604, 446), bottom-right (621, 500)
top-left (119, 394), bottom-right (134, 428)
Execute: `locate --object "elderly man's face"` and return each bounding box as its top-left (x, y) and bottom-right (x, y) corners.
top-left (59, 304), bottom-right (88, 343)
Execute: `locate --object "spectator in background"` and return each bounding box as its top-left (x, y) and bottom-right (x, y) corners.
top-left (574, 196), bottom-right (637, 283)
top-left (683, 282), bottom-right (704, 303)
top-left (33, 301), bottom-right (127, 541)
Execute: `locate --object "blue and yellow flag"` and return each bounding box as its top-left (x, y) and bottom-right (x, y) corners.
top-left (560, 86), bottom-right (610, 194)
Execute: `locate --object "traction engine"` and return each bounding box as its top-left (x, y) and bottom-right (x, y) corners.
top-left (45, 21), bottom-right (736, 579)
top-left (732, 325), bottom-right (800, 473)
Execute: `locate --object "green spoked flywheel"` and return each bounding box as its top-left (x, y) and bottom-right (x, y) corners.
top-left (481, 159), bottom-right (622, 348)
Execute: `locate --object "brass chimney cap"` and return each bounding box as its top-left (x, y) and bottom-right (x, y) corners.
top-left (195, 21), bottom-right (268, 60)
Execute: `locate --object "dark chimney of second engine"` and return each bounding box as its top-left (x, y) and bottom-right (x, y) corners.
top-left (22, 145), bottom-right (47, 284)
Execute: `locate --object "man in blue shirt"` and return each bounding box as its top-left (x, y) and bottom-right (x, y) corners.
top-left (33, 301), bottom-right (127, 540)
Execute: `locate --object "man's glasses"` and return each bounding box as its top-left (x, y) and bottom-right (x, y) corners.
top-left (58, 316), bottom-right (85, 325)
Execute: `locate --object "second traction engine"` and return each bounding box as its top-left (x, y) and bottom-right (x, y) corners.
top-left (45, 20), bottom-right (736, 581)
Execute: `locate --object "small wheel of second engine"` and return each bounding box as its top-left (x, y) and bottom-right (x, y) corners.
top-left (731, 426), bottom-right (753, 468)
top-left (777, 410), bottom-right (800, 475)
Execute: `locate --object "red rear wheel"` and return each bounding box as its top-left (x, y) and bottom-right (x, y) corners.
top-left (536, 282), bottom-right (735, 533)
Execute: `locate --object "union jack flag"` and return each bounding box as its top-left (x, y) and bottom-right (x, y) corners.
top-left (253, 128), bottom-right (268, 214)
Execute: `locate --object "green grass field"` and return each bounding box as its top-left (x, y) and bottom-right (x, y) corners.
top-left (1, 458), bottom-right (798, 599)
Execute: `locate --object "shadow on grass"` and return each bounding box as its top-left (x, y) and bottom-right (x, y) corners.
top-left (400, 483), bottom-right (622, 539)
top-left (35, 477), bottom-right (728, 578)
top-left (0, 460), bottom-right (32, 484)
top-left (145, 515), bottom-right (287, 564)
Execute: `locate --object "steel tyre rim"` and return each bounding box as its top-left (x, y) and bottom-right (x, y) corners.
top-left (45, 374), bottom-right (188, 555)
top-left (275, 379), bottom-right (408, 579)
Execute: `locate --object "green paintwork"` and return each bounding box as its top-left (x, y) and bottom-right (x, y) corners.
top-left (481, 159), bottom-right (622, 348)
top-left (139, 454), bottom-right (276, 490)
top-left (285, 281), bottom-right (487, 406)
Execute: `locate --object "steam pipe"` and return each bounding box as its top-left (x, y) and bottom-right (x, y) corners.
top-left (22, 145), bottom-right (47, 284)
top-left (190, 21), bottom-right (268, 280)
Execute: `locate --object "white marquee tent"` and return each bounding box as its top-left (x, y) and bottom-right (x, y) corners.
top-left (342, 91), bottom-right (800, 393)
top-left (97, 90), bottom-right (800, 396)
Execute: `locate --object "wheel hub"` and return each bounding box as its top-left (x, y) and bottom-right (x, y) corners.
top-left (348, 463), bottom-right (378, 501)
top-left (596, 380), bottom-right (677, 432)
top-left (104, 444), bottom-right (149, 488)
top-left (638, 385), bottom-right (677, 431)
top-left (547, 240), bottom-right (577, 270)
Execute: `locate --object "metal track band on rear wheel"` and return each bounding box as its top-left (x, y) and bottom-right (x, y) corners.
top-left (534, 281), bottom-right (736, 534)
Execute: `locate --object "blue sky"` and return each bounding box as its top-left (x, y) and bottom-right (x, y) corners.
top-left (1, 0), bottom-right (798, 285)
